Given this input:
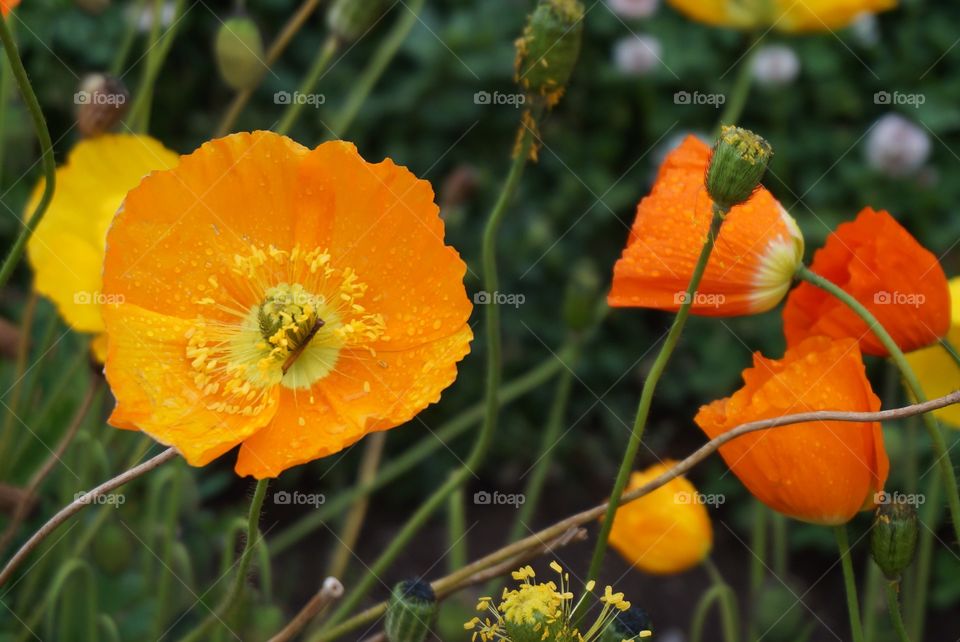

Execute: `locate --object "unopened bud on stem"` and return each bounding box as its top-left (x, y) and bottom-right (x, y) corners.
top-left (871, 498), bottom-right (918, 581)
top-left (705, 126), bottom-right (773, 211)
top-left (514, 0), bottom-right (584, 108)
top-left (385, 579), bottom-right (436, 642)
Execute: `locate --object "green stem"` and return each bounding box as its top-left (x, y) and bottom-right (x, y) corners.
top-left (177, 479), bottom-right (269, 642)
top-left (885, 581), bottom-right (912, 642)
top-left (703, 557), bottom-right (740, 642)
top-left (906, 466), bottom-right (942, 642)
top-left (796, 264), bottom-right (960, 548)
top-left (269, 346), bottom-right (571, 554)
top-left (0, 15), bottom-right (56, 292)
top-left (584, 204), bottom-right (725, 587)
top-left (313, 108), bottom-right (541, 638)
top-left (746, 501), bottom-right (767, 641)
top-left (0, 18), bottom-right (15, 185)
top-left (689, 585), bottom-right (729, 642)
top-left (275, 35), bottom-right (339, 136)
top-left (126, 0), bottom-right (187, 132)
top-left (771, 512), bottom-right (788, 578)
top-left (446, 489), bottom-right (468, 574)
top-left (835, 525), bottom-right (866, 642)
top-left (327, 0), bottom-right (425, 137)
top-left (110, 0), bottom-right (150, 75)
top-left (939, 337), bottom-right (960, 369)
top-left (713, 32), bottom-right (761, 136)
top-left (862, 553), bottom-right (882, 642)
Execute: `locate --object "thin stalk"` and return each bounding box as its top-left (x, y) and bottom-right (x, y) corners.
top-left (939, 337), bottom-right (960, 369)
top-left (126, 0), bottom-right (188, 132)
top-left (275, 35), bottom-right (339, 136)
top-left (0, 290), bottom-right (37, 472)
top-left (862, 556), bottom-right (882, 642)
top-left (585, 204), bottom-right (725, 586)
top-left (328, 0), bottom-right (425, 137)
top-left (713, 33), bottom-right (761, 136)
top-left (0, 15), bottom-right (57, 291)
top-left (0, 18), bottom-right (15, 184)
top-left (771, 512), bottom-right (787, 577)
top-left (689, 585), bottom-right (729, 642)
top-left (177, 479), bottom-right (270, 642)
top-left (216, 0), bottom-right (326, 136)
top-left (326, 432), bottom-right (386, 579)
top-left (835, 525), bottom-right (865, 642)
top-left (314, 107), bottom-right (542, 636)
top-left (703, 557), bottom-right (740, 642)
top-left (746, 501), bottom-right (767, 641)
top-left (885, 581), bottom-right (912, 642)
top-left (445, 489), bottom-right (468, 574)
top-left (111, 0), bottom-right (150, 75)
top-left (796, 264), bottom-right (960, 548)
top-left (906, 467), bottom-right (942, 642)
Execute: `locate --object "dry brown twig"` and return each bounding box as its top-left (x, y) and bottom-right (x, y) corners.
top-left (268, 576), bottom-right (345, 642)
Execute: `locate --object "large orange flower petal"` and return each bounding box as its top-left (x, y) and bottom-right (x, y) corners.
top-left (103, 304), bottom-right (280, 465)
top-left (783, 208), bottom-right (949, 356)
top-left (608, 462), bottom-right (713, 575)
top-left (695, 336), bottom-right (888, 525)
top-left (103, 131), bottom-right (310, 321)
top-left (609, 136), bottom-right (803, 317)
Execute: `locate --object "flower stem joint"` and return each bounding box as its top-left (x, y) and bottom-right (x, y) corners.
top-left (384, 579), bottom-right (437, 642)
top-left (705, 126), bottom-right (774, 211)
top-left (870, 498), bottom-right (919, 581)
top-left (514, 0), bottom-right (585, 109)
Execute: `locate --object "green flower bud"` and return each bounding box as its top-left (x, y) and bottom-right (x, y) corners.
top-left (515, 0), bottom-right (585, 107)
top-left (215, 15), bottom-right (266, 91)
top-left (598, 606), bottom-right (654, 641)
top-left (75, 74), bottom-right (130, 138)
top-left (705, 126), bottom-right (773, 211)
top-left (563, 259), bottom-right (602, 332)
top-left (385, 579), bottom-right (437, 642)
top-left (327, 0), bottom-right (390, 43)
top-left (871, 497), bottom-right (918, 580)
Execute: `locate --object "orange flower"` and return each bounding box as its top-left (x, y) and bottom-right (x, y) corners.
top-left (102, 132), bottom-right (473, 478)
top-left (1, 0), bottom-right (20, 16)
top-left (608, 461), bottom-right (713, 574)
top-left (783, 207), bottom-right (949, 356)
top-left (695, 336), bottom-right (888, 525)
top-left (608, 136), bottom-right (804, 316)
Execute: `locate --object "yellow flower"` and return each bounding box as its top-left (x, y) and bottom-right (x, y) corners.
top-left (667, 0), bottom-right (896, 33)
top-left (608, 461), bottom-right (713, 574)
top-left (25, 134), bottom-right (179, 360)
top-left (906, 277), bottom-right (960, 428)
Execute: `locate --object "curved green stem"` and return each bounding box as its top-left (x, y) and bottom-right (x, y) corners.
top-left (313, 109), bottom-right (542, 638)
top-left (0, 15), bottom-right (56, 291)
top-left (885, 581), bottom-right (912, 642)
top-left (835, 525), bottom-right (865, 642)
top-left (584, 204), bottom-right (725, 588)
top-left (177, 479), bottom-right (269, 642)
top-left (703, 557), bottom-right (740, 642)
top-left (796, 264), bottom-right (960, 549)
top-left (327, 0), bottom-right (425, 138)
top-left (275, 35), bottom-right (339, 136)
top-left (713, 32), bottom-right (761, 136)
top-left (690, 585), bottom-right (728, 642)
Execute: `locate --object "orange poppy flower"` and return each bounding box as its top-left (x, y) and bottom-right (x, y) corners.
top-left (783, 207), bottom-right (949, 356)
top-left (102, 132), bottom-right (473, 478)
top-left (695, 336), bottom-right (888, 525)
top-left (608, 461), bottom-right (713, 574)
top-left (608, 136), bottom-right (804, 317)
top-left (1, 0), bottom-right (19, 16)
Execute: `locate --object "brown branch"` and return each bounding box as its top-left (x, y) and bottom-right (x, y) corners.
top-left (0, 446), bottom-right (178, 587)
top-left (268, 577), bottom-right (345, 642)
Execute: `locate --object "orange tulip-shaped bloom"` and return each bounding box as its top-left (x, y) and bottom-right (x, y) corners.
top-left (783, 207), bottom-right (949, 356)
top-left (608, 136), bottom-right (804, 317)
top-left (608, 461), bottom-right (713, 574)
top-left (102, 132), bottom-right (473, 478)
top-left (695, 336), bottom-right (888, 525)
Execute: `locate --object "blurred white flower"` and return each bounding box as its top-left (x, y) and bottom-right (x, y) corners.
top-left (613, 35), bottom-right (663, 76)
top-left (851, 12), bottom-right (880, 47)
top-left (129, 1), bottom-right (176, 32)
top-left (751, 44), bottom-right (800, 87)
top-left (607, 0), bottom-right (660, 19)
top-left (865, 114), bottom-right (932, 178)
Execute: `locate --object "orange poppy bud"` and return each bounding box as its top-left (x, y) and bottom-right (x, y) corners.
top-left (695, 336), bottom-right (889, 525)
top-left (783, 207), bottom-right (950, 356)
top-left (608, 136), bottom-right (804, 316)
top-left (608, 461), bottom-right (713, 574)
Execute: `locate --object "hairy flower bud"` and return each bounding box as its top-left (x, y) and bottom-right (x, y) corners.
top-left (705, 126), bottom-right (773, 211)
top-left (515, 0), bottom-right (585, 107)
top-left (385, 579), bottom-right (437, 642)
top-left (871, 498), bottom-right (919, 580)
top-left (215, 15), bottom-right (265, 91)
top-left (327, 0), bottom-right (390, 43)
top-left (75, 74), bottom-right (130, 138)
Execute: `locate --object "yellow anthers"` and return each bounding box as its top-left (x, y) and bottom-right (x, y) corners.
top-left (512, 565), bottom-right (536, 582)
